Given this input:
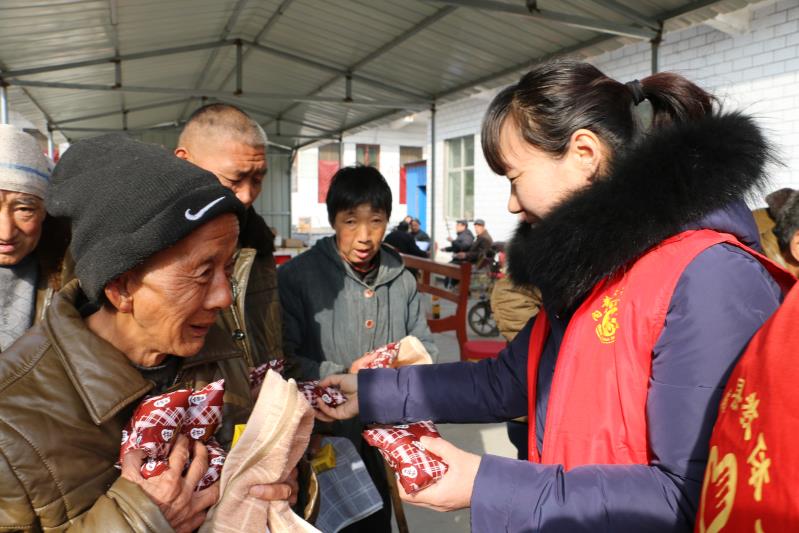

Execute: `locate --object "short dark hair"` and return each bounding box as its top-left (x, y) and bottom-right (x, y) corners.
top-left (774, 191), bottom-right (799, 252)
top-left (326, 165), bottom-right (392, 225)
top-left (765, 187), bottom-right (796, 220)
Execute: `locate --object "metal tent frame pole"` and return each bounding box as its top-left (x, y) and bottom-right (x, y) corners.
top-left (0, 84), bottom-right (8, 124)
top-left (430, 103), bottom-right (436, 258)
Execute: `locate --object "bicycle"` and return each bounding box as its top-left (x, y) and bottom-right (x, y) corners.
top-left (467, 245), bottom-right (504, 337)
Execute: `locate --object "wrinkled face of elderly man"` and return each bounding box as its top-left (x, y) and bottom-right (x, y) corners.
top-left (0, 189), bottom-right (45, 266)
top-left (101, 213), bottom-right (238, 363)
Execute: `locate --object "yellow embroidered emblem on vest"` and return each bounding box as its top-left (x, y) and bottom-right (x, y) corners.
top-left (591, 289), bottom-right (622, 344)
top-left (697, 446), bottom-right (738, 533)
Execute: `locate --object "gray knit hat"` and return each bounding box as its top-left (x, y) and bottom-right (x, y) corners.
top-left (46, 133), bottom-right (245, 303)
top-left (0, 124), bottom-right (51, 199)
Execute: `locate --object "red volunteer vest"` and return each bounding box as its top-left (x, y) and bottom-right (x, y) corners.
top-left (696, 283), bottom-right (799, 533)
top-left (526, 230), bottom-right (793, 470)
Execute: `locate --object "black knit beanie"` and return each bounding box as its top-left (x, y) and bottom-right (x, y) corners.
top-left (46, 133), bottom-right (245, 304)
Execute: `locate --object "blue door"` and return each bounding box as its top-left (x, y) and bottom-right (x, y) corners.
top-left (405, 161), bottom-right (427, 231)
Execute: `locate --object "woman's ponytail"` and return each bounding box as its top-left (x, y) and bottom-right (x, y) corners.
top-left (638, 72), bottom-right (715, 128)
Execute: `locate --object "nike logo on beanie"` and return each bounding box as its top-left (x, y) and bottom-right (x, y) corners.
top-left (185, 196), bottom-right (226, 221)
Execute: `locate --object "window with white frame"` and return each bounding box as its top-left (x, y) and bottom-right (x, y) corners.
top-left (356, 144), bottom-right (380, 168)
top-left (445, 135), bottom-right (474, 220)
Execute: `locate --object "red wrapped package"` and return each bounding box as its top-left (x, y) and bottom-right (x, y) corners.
top-left (366, 342), bottom-right (400, 369)
top-left (298, 380), bottom-right (346, 409)
top-left (183, 381), bottom-right (224, 442)
top-left (197, 437), bottom-right (226, 491)
top-left (119, 380), bottom-right (227, 484)
top-left (363, 421), bottom-right (448, 494)
top-left (249, 359), bottom-right (285, 389)
top-left (142, 458), bottom-right (170, 479)
top-left (120, 388), bottom-right (193, 462)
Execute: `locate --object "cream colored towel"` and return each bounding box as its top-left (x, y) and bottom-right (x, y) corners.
top-left (200, 370), bottom-right (319, 533)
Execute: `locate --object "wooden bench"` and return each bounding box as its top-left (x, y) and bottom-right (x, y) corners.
top-left (400, 254), bottom-right (505, 362)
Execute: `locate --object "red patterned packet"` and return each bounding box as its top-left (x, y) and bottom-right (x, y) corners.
top-left (183, 381), bottom-right (224, 442)
top-left (119, 380), bottom-right (226, 484)
top-left (366, 342), bottom-right (400, 369)
top-left (120, 388), bottom-right (193, 464)
top-left (197, 437), bottom-right (226, 491)
top-left (363, 421), bottom-right (448, 494)
top-left (298, 380), bottom-right (347, 408)
top-left (249, 359), bottom-right (285, 389)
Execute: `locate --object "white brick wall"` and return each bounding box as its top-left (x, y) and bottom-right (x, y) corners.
top-left (291, 125), bottom-right (426, 230)
top-left (425, 0), bottom-right (799, 249)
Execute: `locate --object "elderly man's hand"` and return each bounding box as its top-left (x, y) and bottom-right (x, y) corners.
top-left (315, 373), bottom-right (359, 422)
top-left (121, 434), bottom-right (219, 533)
top-left (249, 466), bottom-right (299, 506)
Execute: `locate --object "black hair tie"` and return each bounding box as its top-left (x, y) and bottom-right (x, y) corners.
top-left (625, 79), bottom-right (646, 105)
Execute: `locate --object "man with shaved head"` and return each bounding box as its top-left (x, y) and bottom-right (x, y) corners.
top-left (176, 103), bottom-right (283, 366)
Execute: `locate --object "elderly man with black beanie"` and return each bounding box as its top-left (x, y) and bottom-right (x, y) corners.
top-left (0, 134), bottom-right (298, 532)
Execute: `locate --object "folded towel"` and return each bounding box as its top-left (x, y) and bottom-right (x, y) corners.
top-left (200, 370), bottom-right (319, 533)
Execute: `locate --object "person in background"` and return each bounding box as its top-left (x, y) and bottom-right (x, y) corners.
top-left (0, 134), bottom-right (296, 532)
top-left (443, 219), bottom-right (474, 257)
top-left (453, 218), bottom-right (493, 265)
top-left (0, 124), bottom-right (69, 351)
top-left (696, 269), bottom-right (798, 532)
top-left (316, 59), bottom-right (792, 532)
top-left (490, 278), bottom-right (542, 459)
top-left (384, 220), bottom-right (428, 258)
top-left (279, 165), bottom-right (438, 532)
top-left (752, 187), bottom-right (795, 268)
top-left (175, 103), bottom-right (283, 366)
top-left (772, 190), bottom-right (799, 277)
top-left (410, 217), bottom-right (430, 243)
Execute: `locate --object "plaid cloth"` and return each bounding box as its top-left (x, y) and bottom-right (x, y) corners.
top-left (315, 437), bottom-right (383, 533)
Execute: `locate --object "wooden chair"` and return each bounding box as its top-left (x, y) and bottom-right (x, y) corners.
top-left (400, 254), bottom-right (505, 361)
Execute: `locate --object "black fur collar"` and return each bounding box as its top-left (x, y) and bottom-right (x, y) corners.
top-left (507, 112), bottom-right (773, 314)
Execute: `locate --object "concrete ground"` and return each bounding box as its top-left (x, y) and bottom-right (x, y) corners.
top-left (389, 295), bottom-right (519, 533)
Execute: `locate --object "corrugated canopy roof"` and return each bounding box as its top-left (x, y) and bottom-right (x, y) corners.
top-left (0, 0), bottom-right (757, 147)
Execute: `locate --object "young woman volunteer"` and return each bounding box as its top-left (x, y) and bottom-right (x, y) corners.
top-left (317, 59), bottom-right (793, 532)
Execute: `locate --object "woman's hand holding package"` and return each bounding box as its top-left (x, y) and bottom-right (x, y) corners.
top-left (398, 436), bottom-right (480, 512)
top-left (315, 373), bottom-right (359, 421)
top-left (121, 434), bottom-right (220, 533)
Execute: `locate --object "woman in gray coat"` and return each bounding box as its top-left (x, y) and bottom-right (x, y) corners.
top-left (278, 165), bottom-right (438, 532)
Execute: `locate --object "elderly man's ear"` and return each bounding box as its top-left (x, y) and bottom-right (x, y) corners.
top-left (174, 147), bottom-right (191, 162)
top-left (104, 275), bottom-right (134, 313)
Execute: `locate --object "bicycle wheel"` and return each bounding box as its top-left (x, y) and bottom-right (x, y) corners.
top-left (468, 300), bottom-right (499, 337)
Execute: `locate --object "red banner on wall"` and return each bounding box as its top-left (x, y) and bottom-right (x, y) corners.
top-left (318, 159), bottom-right (340, 203)
top-left (400, 166), bottom-right (407, 205)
